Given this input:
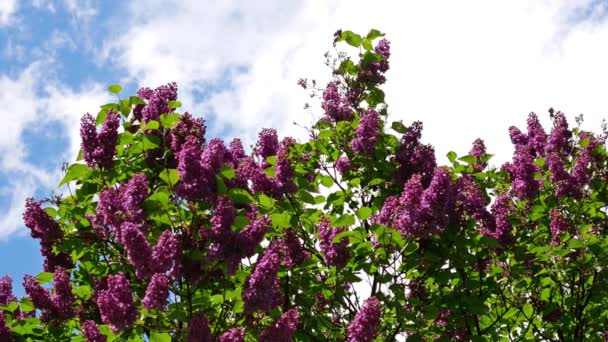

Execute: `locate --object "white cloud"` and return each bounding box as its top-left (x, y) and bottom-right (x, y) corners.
top-left (63, 0), bottom-right (96, 22)
top-left (32, 0), bottom-right (56, 13)
top-left (0, 61), bottom-right (112, 239)
top-left (0, 0), bottom-right (17, 26)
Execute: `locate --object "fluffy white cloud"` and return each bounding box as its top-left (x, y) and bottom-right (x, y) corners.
top-left (104, 0), bottom-right (608, 168)
top-left (0, 0), bottom-right (18, 26)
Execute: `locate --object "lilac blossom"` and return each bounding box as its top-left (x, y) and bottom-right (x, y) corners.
top-left (275, 137), bottom-right (297, 194)
top-left (50, 267), bottom-right (75, 320)
top-left (546, 112), bottom-right (572, 154)
top-left (169, 112), bottom-right (206, 154)
top-left (526, 113), bottom-right (547, 157)
top-left (138, 82), bottom-right (178, 123)
top-left (255, 128), bottom-right (279, 161)
top-left (506, 145), bottom-right (540, 200)
top-left (318, 217), bottom-right (350, 268)
top-left (82, 320), bottom-right (105, 342)
top-left (152, 230), bottom-right (180, 274)
top-left (469, 138), bottom-right (487, 171)
top-left (96, 273), bottom-right (137, 333)
top-left (546, 152), bottom-right (579, 199)
top-left (394, 121), bottom-right (436, 187)
top-left (0, 276), bottom-right (16, 305)
top-left (121, 222), bottom-right (153, 279)
top-left (278, 229), bottom-right (310, 268)
top-left (23, 275), bottom-right (53, 312)
top-left (259, 309), bottom-right (299, 342)
top-left (481, 194), bottom-right (513, 245)
top-left (217, 328), bottom-right (245, 342)
top-left (549, 210), bottom-right (568, 247)
top-left (142, 273), bottom-right (169, 311)
top-left (346, 297), bottom-right (381, 342)
top-left (242, 243), bottom-right (282, 313)
top-left (80, 112), bottom-right (120, 169)
top-left (351, 109), bottom-right (380, 155)
top-left (0, 312), bottom-right (10, 341)
top-left (322, 81), bottom-right (353, 122)
top-left (335, 156), bottom-right (352, 174)
top-left (187, 313), bottom-right (212, 342)
top-left (176, 139), bottom-right (212, 202)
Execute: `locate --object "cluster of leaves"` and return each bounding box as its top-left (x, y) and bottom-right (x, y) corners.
top-left (0, 29), bottom-right (607, 341)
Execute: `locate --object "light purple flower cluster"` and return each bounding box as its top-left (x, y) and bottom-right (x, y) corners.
top-left (357, 39), bottom-right (391, 84)
top-left (23, 198), bottom-right (72, 272)
top-left (217, 328), bottom-right (245, 342)
top-left (549, 210), bottom-right (568, 246)
top-left (80, 112), bottom-right (120, 169)
top-left (187, 312), bottom-right (212, 342)
top-left (318, 217), bottom-right (350, 268)
top-left (469, 138), bottom-right (487, 172)
top-left (322, 81), bottom-right (353, 122)
top-left (96, 272), bottom-right (137, 333)
top-left (142, 273), bottom-right (169, 311)
top-left (394, 121), bottom-right (437, 187)
top-left (346, 296), bottom-right (381, 342)
top-left (259, 309), bottom-right (299, 342)
top-left (242, 243), bottom-right (282, 313)
top-left (546, 112), bottom-right (572, 154)
top-left (82, 320), bottom-right (105, 342)
top-left (23, 267), bottom-right (75, 323)
top-left (135, 82), bottom-right (178, 122)
top-left (335, 156), bottom-right (351, 174)
top-left (526, 113), bottom-right (547, 157)
top-left (376, 168), bottom-right (454, 238)
top-left (0, 276), bottom-right (16, 306)
top-left (169, 112), bottom-right (206, 154)
top-left (176, 138), bottom-right (226, 202)
top-left (275, 137), bottom-right (297, 194)
top-left (351, 109), bottom-right (380, 155)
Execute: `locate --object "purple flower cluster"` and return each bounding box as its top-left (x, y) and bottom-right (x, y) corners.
top-left (169, 112), bottom-right (206, 154)
top-left (546, 152), bottom-right (579, 199)
top-left (82, 320), bottom-right (105, 342)
top-left (121, 222), bottom-right (153, 279)
top-left (255, 128), bottom-right (279, 161)
top-left (275, 137), bottom-right (297, 194)
top-left (469, 138), bottom-right (487, 171)
top-left (357, 39), bottom-right (391, 84)
top-left (322, 81), bottom-right (353, 122)
top-left (318, 217), bottom-right (350, 268)
top-left (503, 145), bottom-right (540, 200)
top-left (0, 312), bottom-right (10, 341)
top-left (526, 113), bottom-right (547, 157)
top-left (187, 312), bottom-right (212, 342)
top-left (335, 156), bottom-right (351, 174)
top-left (96, 273), bottom-right (137, 333)
top-left (259, 309), bottom-right (299, 342)
top-left (142, 273), bottom-right (169, 311)
top-left (346, 296), bottom-right (381, 342)
top-left (23, 267), bottom-right (75, 323)
top-left (351, 109), bottom-right (380, 155)
top-left (242, 243), bottom-right (282, 313)
top-left (376, 168), bottom-right (454, 238)
top-left (277, 229), bottom-right (310, 268)
top-left (23, 198), bottom-right (72, 272)
top-left (546, 112), bottom-right (572, 154)
top-left (394, 121), bottom-right (437, 187)
top-left (0, 276), bottom-right (16, 305)
top-left (482, 194), bottom-right (513, 245)
top-left (549, 210), bottom-right (568, 246)
top-left (176, 138), bottom-right (226, 202)
top-left (80, 112), bottom-right (120, 169)
top-left (135, 82), bottom-right (178, 122)
top-left (217, 328), bottom-right (245, 342)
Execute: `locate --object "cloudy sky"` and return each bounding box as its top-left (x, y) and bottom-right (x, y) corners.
top-left (1, 0), bottom-right (608, 294)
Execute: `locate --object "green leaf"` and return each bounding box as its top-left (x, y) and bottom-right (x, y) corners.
top-left (523, 303), bottom-right (534, 317)
top-left (271, 213), bottom-right (292, 228)
top-left (258, 194), bottom-right (275, 209)
top-left (366, 29), bottom-right (384, 40)
top-left (340, 30), bottom-right (363, 47)
top-left (266, 156), bottom-right (277, 166)
top-left (338, 59), bottom-right (358, 76)
top-left (333, 214), bottom-right (355, 227)
top-left (568, 239), bottom-right (585, 249)
top-left (391, 121), bottom-right (408, 134)
top-left (458, 155), bottom-right (477, 165)
top-left (332, 230), bottom-right (356, 243)
top-left (73, 285), bottom-right (93, 300)
top-left (361, 38), bottom-right (373, 51)
top-left (120, 98), bottom-right (131, 116)
top-left (129, 95), bottom-right (146, 105)
top-left (108, 84), bottom-right (122, 94)
top-left (159, 169), bottom-right (179, 186)
top-left (228, 188), bottom-right (254, 204)
top-left (220, 166), bottom-right (236, 180)
top-left (141, 120), bottom-right (159, 131)
top-left (159, 113), bottom-right (181, 128)
top-left (58, 163), bottom-right (90, 186)
top-left (167, 100), bottom-right (182, 109)
top-left (20, 298), bottom-right (35, 312)
top-left (142, 135), bottom-right (160, 150)
top-left (356, 207), bottom-right (372, 220)
top-left (36, 271), bottom-right (54, 285)
top-left (447, 151), bottom-right (457, 163)
top-left (150, 332), bottom-right (171, 342)
top-left (320, 175), bottom-right (334, 188)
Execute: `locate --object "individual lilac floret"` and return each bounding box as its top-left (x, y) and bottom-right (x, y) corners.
top-left (80, 112), bottom-right (120, 169)
top-left (82, 320), bottom-right (106, 342)
top-left (121, 222), bottom-right (153, 279)
top-left (469, 138), bottom-right (487, 172)
top-left (242, 243), bottom-right (282, 313)
top-left (139, 82), bottom-right (178, 123)
top-left (0, 276), bottom-right (16, 305)
top-left (351, 109), bottom-right (380, 156)
top-left (318, 217), bottom-right (350, 269)
top-left (546, 111), bottom-right (572, 155)
top-left (322, 81), bottom-right (353, 122)
top-left (259, 309), bottom-right (299, 342)
top-left (549, 210), bottom-right (568, 247)
top-left (346, 296), bottom-right (381, 342)
top-left (152, 230), bottom-right (180, 274)
top-left (394, 121), bottom-right (437, 187)
top-left (96, 273), bottom-right (137, 333)
top-left (169, 112), bottom-right (206, 154)
top-left (335, 156), bottom-right (351, 175)
top-left (142, 273), bottom-right (169, 311)
top-left (217, 328), bottom-right (245, 342)
top-left (526, 113), bottom-right (547, 157)
top-left (187, 313), bottom-right (212, 342)
top-left (255, 128), bottom-right (279, 161)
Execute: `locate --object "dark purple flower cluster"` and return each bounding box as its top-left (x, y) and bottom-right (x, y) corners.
top-left (121, 222), bottom-right (153, 279)
top-left (135, 82), bottom-right (178, 123)
top-left (23, 198), bottom-right (72, 272)
top-left (169, 112), bottom-right (206, 154)
top-left (549, 210), bottom-right (568, 246)
top-left (96, 273), bottom-right (137, 333)
top-left (0, 312), bottom-right (10, 341)
top-left (482, 194), bottom-right (513, 245)
top-left (255, 128), bottom-right (279, 161)
top-left (217, 328), bottom-right (245, 342)
top-left (142, 273), bottom-right (169, 311)
top-left (357, 39), bottom-right (391, 84)
top-left (80, 112), bottom-right (120, 169)
top-left (259, 309), bottom-right (299, 342)
top-left (351, 109), bottom-right (380, 155)
top-left (546, 152), bottom-right (579, 199)
top-left (277, 229), bottom-right (310, 268)
top-left (455, 176), bottom-right (496, 235)
top-left (187, 312), bottom-right (212, 342)
top-left (0, 276), bottom-right (16, 305)
top-left (176, 138), bottom-right (227, 202)
top-left (346, 296), bottom-right (381, 342)
top-left (318, 217), bottom-right (350, 268)
top-left (526, 113), bottom-right (547, 157)
top-left (469, 138), bottom-right (487, 172)
top-left (546, 112), bottom-right (572, 154)
top-left (23, 267), bottom-right (75, 323)
top-left (322, 81), bottom-right (353, 122)
top-left (394, 121), bottom-right (437, 187)
top-left (376, 168), bottom-right (454, 238)
top-left (82, 320), bottom-right (105, 342)
top-left (275, 137), bottom-right (297, 194)
top-left (242, 243), bottom-right (282, 313)
top-left (503, 144), bottom-right (540, 200)
top-left (335, 156), bottom-right (351, 174)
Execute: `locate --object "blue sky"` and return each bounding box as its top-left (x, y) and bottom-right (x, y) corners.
top-left (1, 0), bottom-right (608, 296)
